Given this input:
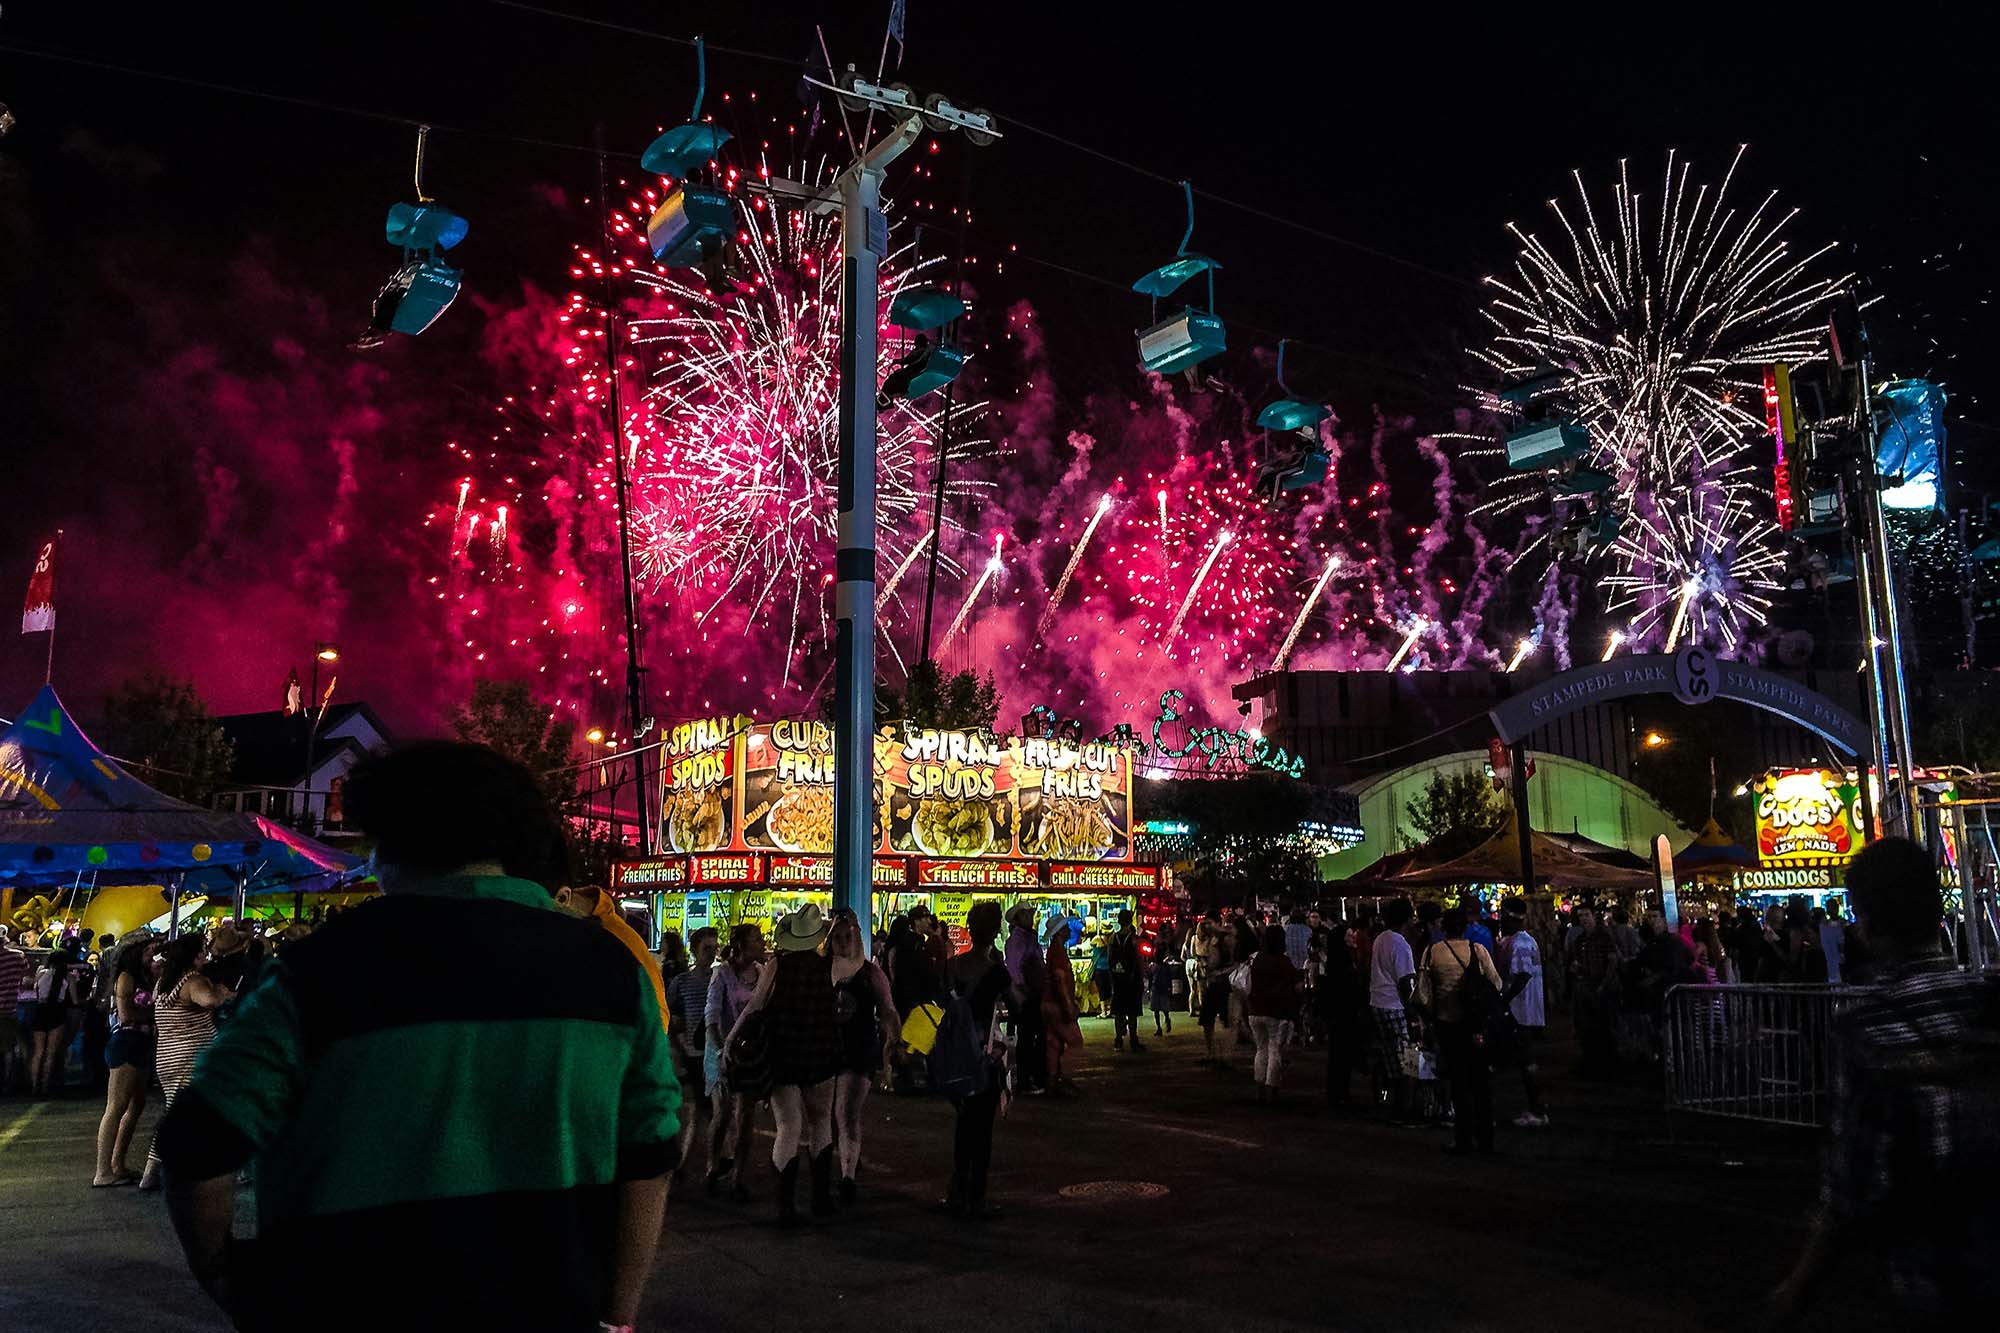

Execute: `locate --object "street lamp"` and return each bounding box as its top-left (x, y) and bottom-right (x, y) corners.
top-left (777, 70), bottom-right (998, 947)
top-left (585, 727), bottom-right (605, 745)
top-left (303, 642), bottom-right (340, 831)
top-left (1644, 731), bottom-right (1668, 749)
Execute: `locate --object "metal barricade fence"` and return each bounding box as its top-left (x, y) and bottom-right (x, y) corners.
top-left (1661, 984), bottom-right (1872, 1130)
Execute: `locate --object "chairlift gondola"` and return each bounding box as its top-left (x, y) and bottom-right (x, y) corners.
top-left (1498, 362), bottom-right (1587, 471)
top-left (642, 38), bottom-right (736, 271)
top-left (359, 127), bottom-right (467, 347)
top-left (1132, 182), bottom-right (1224, 377)
top-left (1255, 341), bottom-right (1331, 498)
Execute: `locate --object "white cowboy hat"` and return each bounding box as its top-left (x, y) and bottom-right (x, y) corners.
top-left (774, 902), bottom-right (830, 952)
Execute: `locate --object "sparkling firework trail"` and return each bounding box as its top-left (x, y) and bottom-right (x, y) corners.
top-left (1385, 618), bottom-right (1426, 673)
top-left (1040, 494), bottom-right (1114, 634)
top-left (1664, 576), bottom-right (1700, 651)
top-left (877, 529), bottom-right (933, 611)
top-left (1602, 628), bottom-right (1625, 661)
top-left (1155, 489), bottom-right (1170, 546)
top-left (1271, 553), bottom-right (1340, 671)
top-left (1467, 149), bottom-right (1847, 656)
top-left (945, 535), bottom-right (1005, 644)
top-left (1163, 529), bottom-right (1233, 648)
top-left (1505, 637), bottom-right (1534, 673)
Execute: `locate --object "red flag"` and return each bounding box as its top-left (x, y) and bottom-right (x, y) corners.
top-left (283, 668), bottom-right (302, 716)
top-left (21, 535), bottom-right (56, 634)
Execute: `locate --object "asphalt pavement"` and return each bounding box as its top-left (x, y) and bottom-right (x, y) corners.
top-left (0, 1015), bottom-right (1897, 1331)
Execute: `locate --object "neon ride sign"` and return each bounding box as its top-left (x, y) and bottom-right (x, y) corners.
top-left (1148, 690), bottom-right (1305, 780)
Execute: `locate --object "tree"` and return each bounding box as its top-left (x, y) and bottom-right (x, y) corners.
top-left (451, 679), bottom-right (577, 805)
top-left (101, 672), bottom-right (236, 805)
top-left (1403, 769), bottom-right (1506, 859)
top-left (827, 660), bottom-right (1003, 733)
top-left (1139, 774), bottom-right (1324, 907)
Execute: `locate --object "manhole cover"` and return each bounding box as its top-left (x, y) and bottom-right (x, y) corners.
top-left (1057, 1180), bottom-right (1170, 1201)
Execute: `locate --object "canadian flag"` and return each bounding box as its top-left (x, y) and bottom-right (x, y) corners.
top-left (283, 668), bottom-right (303, 716)
top-left (21, 536), bottom-right (56, 634)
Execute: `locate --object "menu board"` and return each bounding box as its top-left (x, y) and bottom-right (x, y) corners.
top-left (884, 727), bottom-right (1016, 857)
top-left (1048, 863), bottom-right (1160, 892)
top-left (743, 719), bottom-right (836, 853)
top-left (662, 717), bottom-right (736, 853)
top-left (610, 857), bottom-right (689, 890)
top-left (767, 854), bottom-right (908, 887)
top-left (689, 853), bottom-right (764, 885)
top-left (915, 858), bottom-right (1042, 890)
top-left (1015, 736), bottom-right (1132, 861)
top-left (660, 720), bottom-right (1138, 864)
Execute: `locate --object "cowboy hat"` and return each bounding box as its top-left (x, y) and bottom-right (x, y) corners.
top-left (1005, 904), bottom-right (1036, 931)
top-left (773, 902), bottom-right (831, 952)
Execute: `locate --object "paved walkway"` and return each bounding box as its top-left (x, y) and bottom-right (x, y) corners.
top-left (0, 1017), bottom-right (1893, 1331)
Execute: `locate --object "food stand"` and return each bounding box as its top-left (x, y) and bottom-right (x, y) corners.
top-left (616, 719), bottom-right (1164, 952)
top-left (1733, 768), bottom-right (1867, 909)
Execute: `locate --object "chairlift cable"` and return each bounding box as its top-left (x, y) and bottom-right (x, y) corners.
top-left (0, 39), bottom-right (641, 161)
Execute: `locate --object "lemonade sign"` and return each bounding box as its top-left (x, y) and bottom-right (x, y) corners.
top-left (1754, 768), bottom-right (1865, 865)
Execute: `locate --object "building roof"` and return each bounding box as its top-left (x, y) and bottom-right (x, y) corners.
top-left (216, 704), bottom-right (390, 788)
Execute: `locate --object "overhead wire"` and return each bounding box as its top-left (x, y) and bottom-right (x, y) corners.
top-left (2, 30), bottom-right (1469, 389)
top-left (0, 38), bottom-right (641, 161)
top-left (478, 2), bottom-right (1476, 290)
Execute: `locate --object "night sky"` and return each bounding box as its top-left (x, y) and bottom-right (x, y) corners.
top-left (3, 2), bottom-right (1992, 732)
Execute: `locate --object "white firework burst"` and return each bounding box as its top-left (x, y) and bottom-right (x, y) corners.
top-left (1462, 148), bottom-right (1849, 653)
top-left (621, 171), bottom-right (993, 666)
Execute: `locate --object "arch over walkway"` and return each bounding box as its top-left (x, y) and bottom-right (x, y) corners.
top-left (1488, 648), bottom-right (1870, 757)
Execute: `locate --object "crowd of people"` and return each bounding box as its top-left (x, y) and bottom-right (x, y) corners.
top-left (6, 737), bottom-right (1995, 1326)
top-left (0, 910), bottom-right (304, 1190)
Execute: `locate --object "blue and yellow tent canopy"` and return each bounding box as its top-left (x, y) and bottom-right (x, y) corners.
top-left (0, 684), bottom-right (346, 883)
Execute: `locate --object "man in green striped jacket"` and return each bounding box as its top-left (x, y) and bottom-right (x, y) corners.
top-left (158, 742), bottom-right (681, 1333)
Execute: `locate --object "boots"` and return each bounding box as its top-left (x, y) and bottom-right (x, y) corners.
top-left (775, 1156), bottom-right (802, 1229)
top-left (810, 1148), bottom-right (837, 1219)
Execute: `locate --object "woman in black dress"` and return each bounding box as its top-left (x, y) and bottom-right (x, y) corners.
top-left (727, 904), bottom-right (841, 1226)
top-left (828, 908), bottom-right (899, 1204)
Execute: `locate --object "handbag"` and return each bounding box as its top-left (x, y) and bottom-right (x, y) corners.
top-left (900, 1002), bottom-right (948, 1056)
top-left (726, 1010), bottom-right (773, 1099)
top-left (1229, 957), bottom-right (1254, 994)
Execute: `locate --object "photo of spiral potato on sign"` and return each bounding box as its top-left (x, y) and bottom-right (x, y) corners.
top-left (666, 784), bottom-right (727, 852)
top-left (910, 795), bottom-right (995, 858)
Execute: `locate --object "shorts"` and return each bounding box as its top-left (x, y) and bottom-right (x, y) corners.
top-left (1368, 1006), bottom-right (1412, 1078)
top-left (677, 1053), bottom-right (705, 1100)
top-left (31, 1001), bottom-right (67, 1034)
top-left (1199, 979), bottom-right (1233, 1030)
top-left (702, 1040), bottom-right (723, 1098)
top-left (106, 1028), bottom-right (154, 1073)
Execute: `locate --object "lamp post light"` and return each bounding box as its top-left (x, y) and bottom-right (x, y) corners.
top-left (302, 642), bottom-right (340, 829)
top-left (773, 71), bottom-right (998, 946)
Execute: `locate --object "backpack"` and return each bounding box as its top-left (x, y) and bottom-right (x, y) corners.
top-left (1450, 942), bottom-right (1499, 1026)
top-left (925, 988), bottom-right (992, 1099)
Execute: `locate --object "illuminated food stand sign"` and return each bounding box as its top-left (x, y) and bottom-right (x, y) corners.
top-left (1049, 863), bottom-right (1162, 892)
top-left (915, 858), bottom-right (1043, 890)
top-left (660, 721), bottom-right (1137, 863)
top-left (1754, 768), bottom-right (1865, 866)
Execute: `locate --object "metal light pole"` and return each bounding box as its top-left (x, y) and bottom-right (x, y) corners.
top-left (597, 146), bottom-right (652, 857)
top-left (1857, 349), bottom-right (1921, 839)
top-left (831, 114), bottom-right (925, 943)
top-left (303, 641), bottom-right (339, 830)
